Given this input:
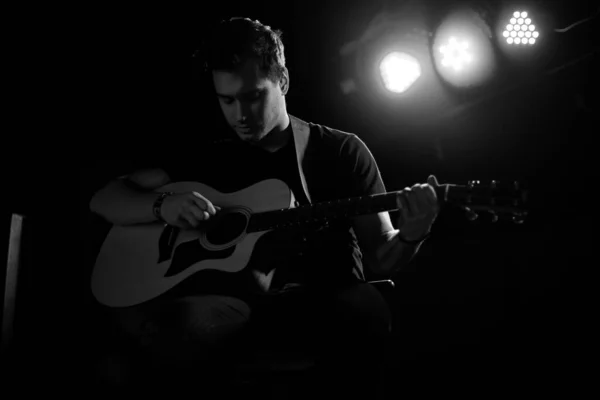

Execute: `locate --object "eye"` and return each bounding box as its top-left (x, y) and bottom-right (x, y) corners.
top-left (246, 91), bottom-right (262, 101)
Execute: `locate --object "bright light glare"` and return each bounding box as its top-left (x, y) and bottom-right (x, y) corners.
top-left (504, 11), bottom-right (539, 46)
top-left (433, 8), bottom-right (496, 88)
top-left (438, 36), bottom-right (473, 72)
top-left (379, 52), bottom-right (421, 94)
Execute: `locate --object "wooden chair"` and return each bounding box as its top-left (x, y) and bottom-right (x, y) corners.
top-left (1, 213), bottom-right (40, 384)
top-left (1, 213), bottom-right (25, 358)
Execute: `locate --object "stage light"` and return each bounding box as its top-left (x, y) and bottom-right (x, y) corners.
top-left (432, 7), bottom-right (496, 89)
top-left (439, 37), bottom-right (473, 72)
top-left (378, 51), bottom-right (422, 94)
top-left (502, 10), bottom-right (539, 45)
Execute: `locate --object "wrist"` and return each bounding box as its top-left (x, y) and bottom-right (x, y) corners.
top-left (152, 191), bottom-right (174, 222)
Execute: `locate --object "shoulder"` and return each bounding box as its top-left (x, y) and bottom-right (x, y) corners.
top-left (309, 121), bottom-right (371, 159)
top-left (292, 115), bottom-right (361, 154)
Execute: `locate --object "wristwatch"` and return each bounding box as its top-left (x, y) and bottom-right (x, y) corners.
top-left (152, 191), bottom-right (174, 222)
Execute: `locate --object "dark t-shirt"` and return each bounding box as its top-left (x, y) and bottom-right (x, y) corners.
top-left (160, 119), bottom-right (386, 293)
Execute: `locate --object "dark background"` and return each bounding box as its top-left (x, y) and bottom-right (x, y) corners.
top-left (3, 0), bottom-right (597, 394)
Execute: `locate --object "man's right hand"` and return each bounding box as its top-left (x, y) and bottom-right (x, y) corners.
top-left (160, 191), bottom-right (220, 228)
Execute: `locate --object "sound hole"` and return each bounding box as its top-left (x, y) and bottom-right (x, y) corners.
top-left (206, 211), bottom-right (248, 245)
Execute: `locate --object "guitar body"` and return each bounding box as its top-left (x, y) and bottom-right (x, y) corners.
top-left (91, 179), bottom-right (296, 308)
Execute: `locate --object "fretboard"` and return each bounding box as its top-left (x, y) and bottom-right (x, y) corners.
top-left (246, 191), bottom-right (401, 233)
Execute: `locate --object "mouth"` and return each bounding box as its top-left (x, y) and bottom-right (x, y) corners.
top-left (236, 126), bottom-right (255, 135)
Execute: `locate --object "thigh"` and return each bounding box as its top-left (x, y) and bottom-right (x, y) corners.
top-left (243, 282), bottom-right (392, 355)
top-left (314, 282), bottom-right (392, 397)
top-left (325, 282), bottom-right (392, 341)
top-left (114, 294), bottom-right (251, 366)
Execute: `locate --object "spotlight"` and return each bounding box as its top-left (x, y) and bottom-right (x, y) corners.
top-left (439, 37), bottom-right (473, 72)
top-left (379, 51), bottom-right (422, 94)
top-left (431, 7), bottom-right (496, 89)
top-left (502, 10), bottom-right (539, 45)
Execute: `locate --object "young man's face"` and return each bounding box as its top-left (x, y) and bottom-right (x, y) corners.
top-left (213, 59), bottom-right (288, 144)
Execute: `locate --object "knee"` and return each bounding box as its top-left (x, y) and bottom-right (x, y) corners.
top-left (140, 295), bottom-right (251, 365)
top-left (176, 295), bottom-right (251, 345)
top-left (329, 283), bottom-right (392, 342)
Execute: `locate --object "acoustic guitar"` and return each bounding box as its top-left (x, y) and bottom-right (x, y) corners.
top-left (91, 178), bottom-right (527, 308)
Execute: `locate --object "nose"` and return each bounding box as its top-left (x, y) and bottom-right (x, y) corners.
top-left (234, 102), bottom-right (250, 124)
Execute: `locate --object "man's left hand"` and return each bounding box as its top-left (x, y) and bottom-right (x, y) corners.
top-left (396, 175), bottom-right (441, 241)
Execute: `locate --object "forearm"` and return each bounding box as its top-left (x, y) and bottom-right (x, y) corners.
top-left (374, 229), bottom-right (425, 275)
top-left (89, 179), bottom-right (160, 226)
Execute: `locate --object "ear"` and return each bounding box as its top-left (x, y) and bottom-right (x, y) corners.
top-left (279, 68), bottom-right (289, 95)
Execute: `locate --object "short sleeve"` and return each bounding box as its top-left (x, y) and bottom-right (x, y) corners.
top-left (338, 134), bottom-right (386, 198)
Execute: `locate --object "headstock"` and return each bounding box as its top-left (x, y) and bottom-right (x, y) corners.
top-left (436, 179), bottom-right (528, 224)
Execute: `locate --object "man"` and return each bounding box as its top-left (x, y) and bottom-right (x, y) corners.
top-left (90, 17), bottom-right (439, 397)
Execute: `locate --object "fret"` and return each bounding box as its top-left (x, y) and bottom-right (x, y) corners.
top-left (247, 191), bottom-right (401, 232)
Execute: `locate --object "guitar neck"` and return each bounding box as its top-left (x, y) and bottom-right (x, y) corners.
top-left (247, 187), bottom-right (447, 233)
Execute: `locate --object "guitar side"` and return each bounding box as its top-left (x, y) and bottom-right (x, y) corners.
top-left (91, 179), bottom-right (295, 308)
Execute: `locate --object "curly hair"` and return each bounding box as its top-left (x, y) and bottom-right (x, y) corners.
top-left (199, 17), bottom-right (287, 83)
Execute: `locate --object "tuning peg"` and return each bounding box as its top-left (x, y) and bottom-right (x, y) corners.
top-left (511, 212), bottom-right (527, 224)
top-left (462, 206), bottom-right (479, 221)
top-left (467, 180), bottom-right (480, 189)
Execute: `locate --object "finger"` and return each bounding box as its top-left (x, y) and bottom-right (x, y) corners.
top-left (425, 184), bottom-right (438, 208)
top-left (399, 188), bottom-right (419, 216)
top-left (405, 188), bottom-right (420, 216)
top-left (412, 186), bottom-right (427, 213)
top-left (191, 192), bottom-right (217, 215)
top-left (181, 210), bottom-right (200, 227)
top-left (397, 194), bottom-right (411, 225)
top-left (427, 174), bottom-right (440, 187)
top-left (188, 204), bottom-right (209, 221)
top-left (415, 184), bottom-right (436, 209)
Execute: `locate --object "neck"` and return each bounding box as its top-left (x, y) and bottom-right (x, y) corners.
top-left (259, 113), bottom-right (291, 153)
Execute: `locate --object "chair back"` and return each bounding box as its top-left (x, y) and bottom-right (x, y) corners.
top-left (2, 214), bottom-right (28, 356)
top-left (1, 213), bottom-right (47, 361)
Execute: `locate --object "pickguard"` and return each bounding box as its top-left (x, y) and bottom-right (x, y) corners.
top-left (165, 239), bottom-right (235, 277)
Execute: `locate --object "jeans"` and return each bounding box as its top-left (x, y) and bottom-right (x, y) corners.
top-left (113, 278), bottom-right (392, 397)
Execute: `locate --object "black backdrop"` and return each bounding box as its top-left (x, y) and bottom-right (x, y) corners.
top-left (3, 0), bottom-right (596, 393)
